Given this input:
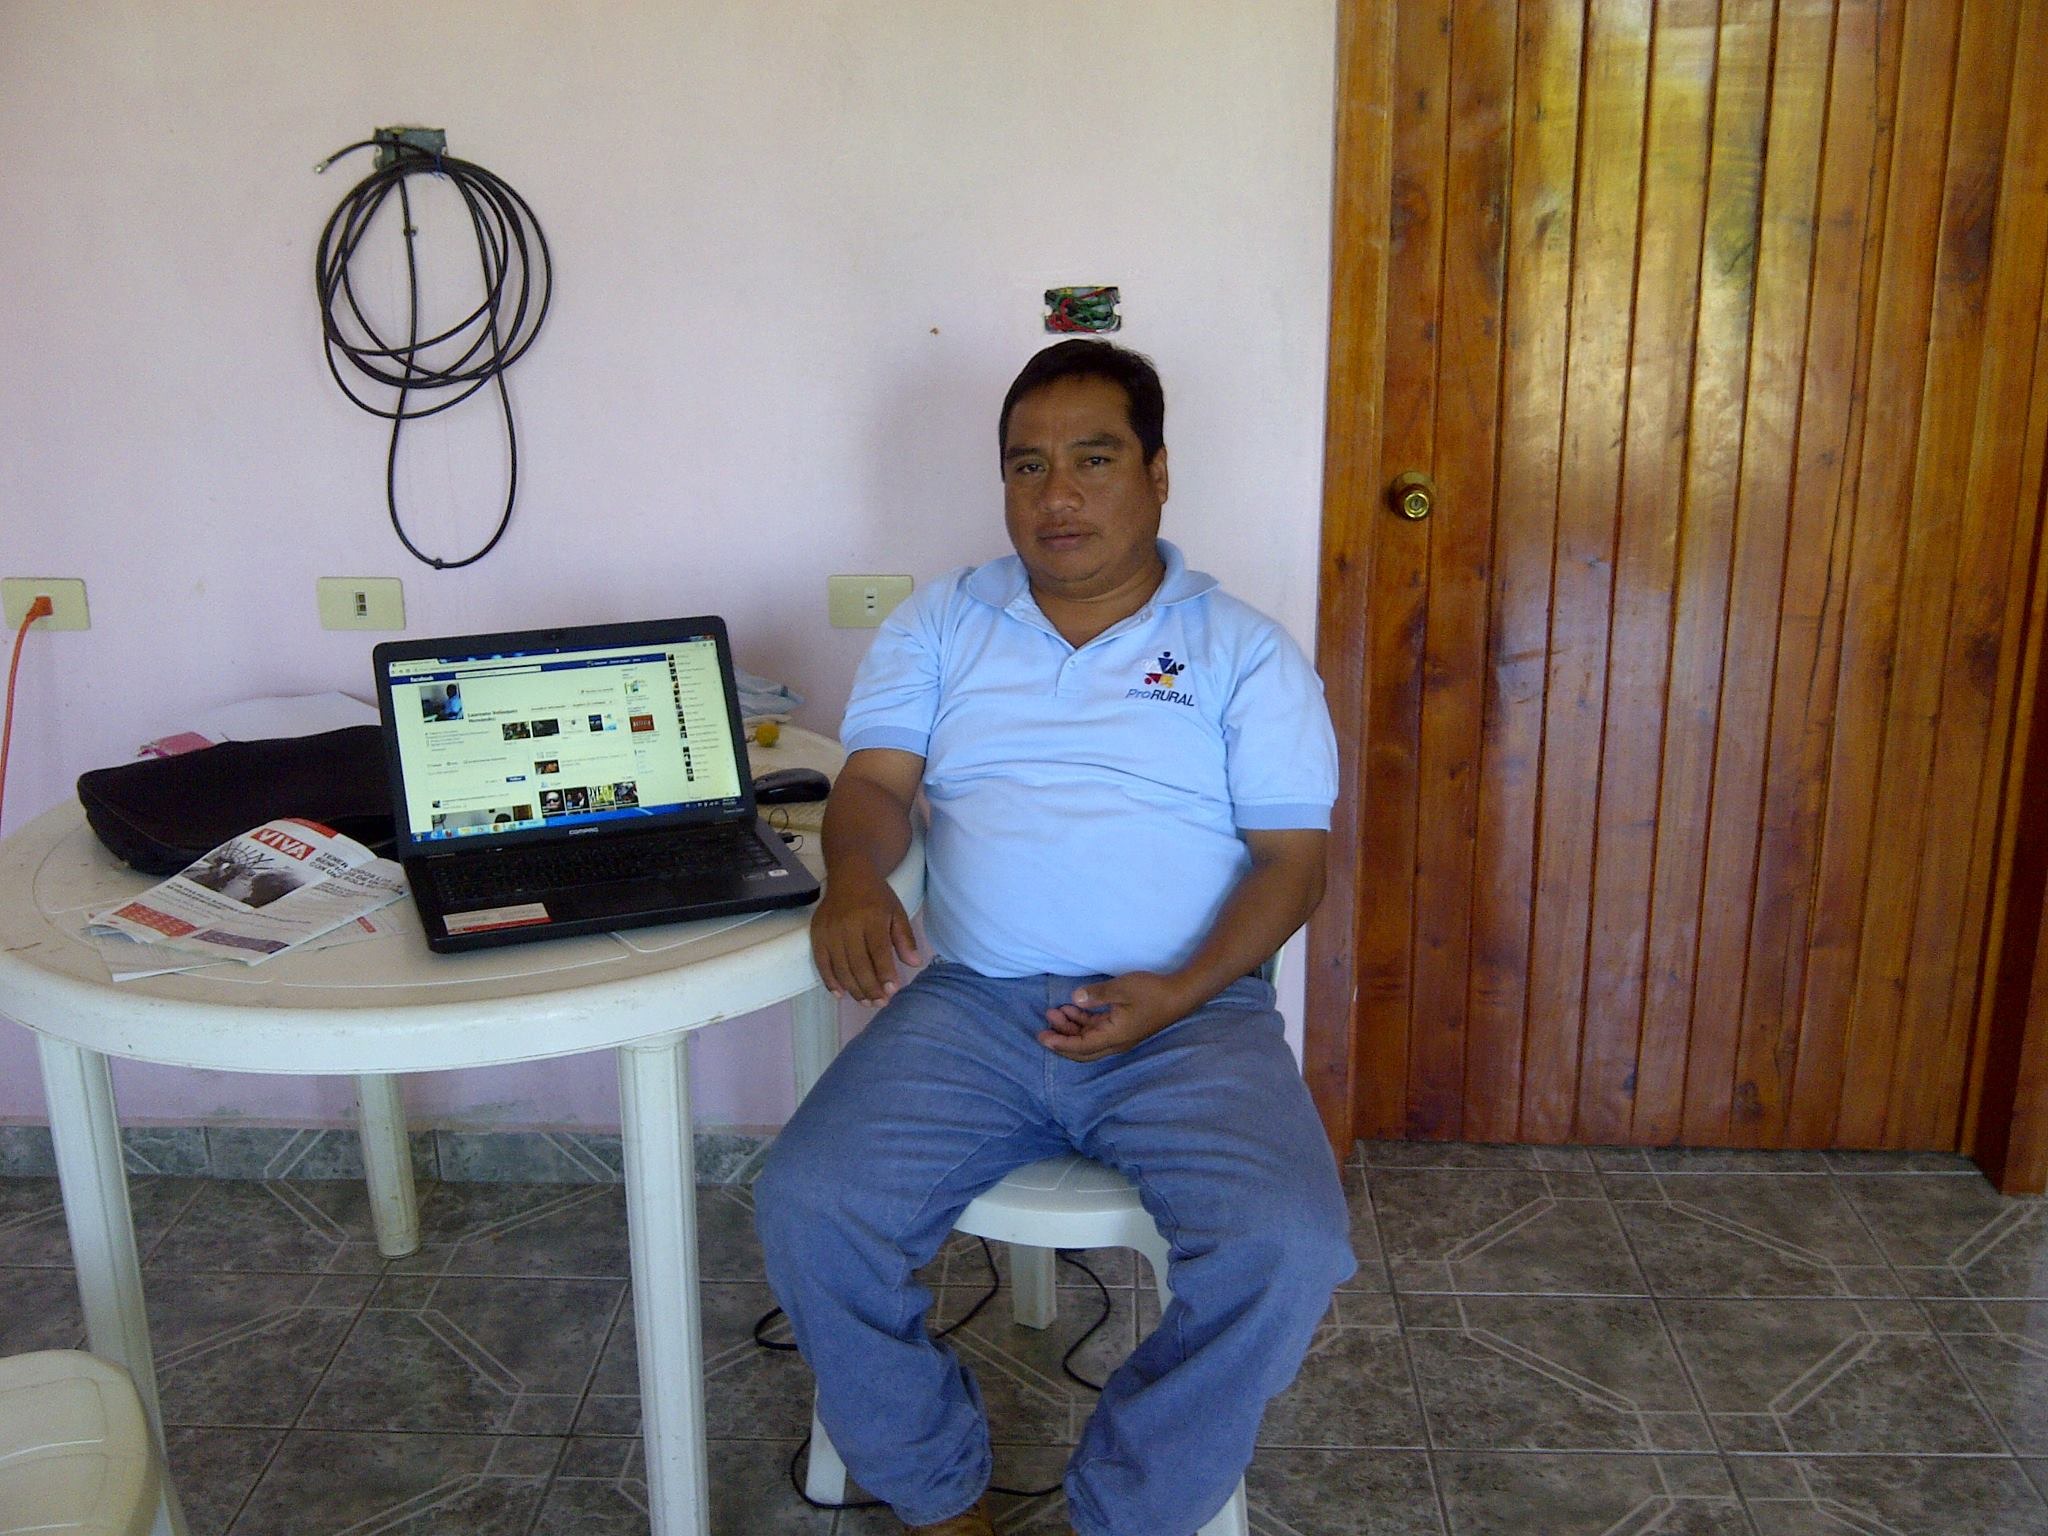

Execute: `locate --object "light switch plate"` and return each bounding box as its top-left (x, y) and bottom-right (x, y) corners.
top-left (318, 577), bottom-right (406, 631)
top-left (2, 577), bottom-right (89, 630)
top-left (828, 574), bottom-right (913, 628)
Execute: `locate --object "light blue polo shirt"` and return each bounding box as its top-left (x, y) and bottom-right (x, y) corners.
top-left (840, 541), bottom-right (1338, 979)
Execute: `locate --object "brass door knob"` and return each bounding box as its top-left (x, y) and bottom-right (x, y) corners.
top-left (1391, 471), bottom-right (1435, 521)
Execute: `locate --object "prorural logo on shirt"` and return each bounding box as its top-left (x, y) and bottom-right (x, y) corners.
top-left (1127, 650), bottom-right (1195, 708)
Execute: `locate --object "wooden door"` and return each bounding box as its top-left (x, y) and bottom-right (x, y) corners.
top-left (1308, 0), bottom-right (2048, 1162)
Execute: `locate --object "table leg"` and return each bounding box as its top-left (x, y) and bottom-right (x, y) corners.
top-left (36, 1035), bottom-right (190, 1536)
top-left (790, 983), bottom-right (838, 1104)
top-left (353, 1073), bottom-right (420, 1258)
top-left (618, 1034), bottom-right (709, 1536)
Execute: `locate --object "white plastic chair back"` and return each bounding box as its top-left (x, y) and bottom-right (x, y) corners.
top-left (0, 1351), bottom-right (162, 1536)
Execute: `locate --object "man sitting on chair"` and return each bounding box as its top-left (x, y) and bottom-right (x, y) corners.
top-left (756, 339), bottom-right (1355, 1536)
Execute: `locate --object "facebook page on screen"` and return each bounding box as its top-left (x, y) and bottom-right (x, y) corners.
top-left (385, 640), bottom-right (743, 840)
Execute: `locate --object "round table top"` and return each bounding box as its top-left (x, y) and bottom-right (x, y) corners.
top-left (0, 727), bottom-right (921, 1075)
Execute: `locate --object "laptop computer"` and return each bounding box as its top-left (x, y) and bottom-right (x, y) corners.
top-left (372, 617), bottom-right (821, 953)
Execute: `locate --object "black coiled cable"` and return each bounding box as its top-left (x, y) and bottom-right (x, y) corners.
top-left (753, 1240), bottom-right (1118, 1508)
top-left (314, 138), bottom-right (552, 569)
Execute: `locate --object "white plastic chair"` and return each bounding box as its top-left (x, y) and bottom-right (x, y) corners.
top-left (803, 959), bottom-right (1286, 1536)
top-left (0, 1351), bottom-right (163, 1536)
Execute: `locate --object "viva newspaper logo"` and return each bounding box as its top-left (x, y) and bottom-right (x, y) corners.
top-left (1127, 650), bottom-right (1195, 708)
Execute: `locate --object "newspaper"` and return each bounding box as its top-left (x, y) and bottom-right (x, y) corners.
top-left (88, 819), bottom-right (406, 971)
top-left (85, 907), bottom-right (405, 982)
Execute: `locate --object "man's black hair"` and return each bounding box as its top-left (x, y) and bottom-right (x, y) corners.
top-left (999, 339), bottom-right (1166, 466)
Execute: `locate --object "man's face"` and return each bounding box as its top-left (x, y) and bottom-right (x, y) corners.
top-left (1001, 375), bottom-right (1169, 604)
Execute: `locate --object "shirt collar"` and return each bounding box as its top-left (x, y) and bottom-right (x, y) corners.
top-left (963, 540), bottom-right (1218, 616)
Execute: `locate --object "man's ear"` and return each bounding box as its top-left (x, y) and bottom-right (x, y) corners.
top-left (1149, 445), bottom-right (1169, 504)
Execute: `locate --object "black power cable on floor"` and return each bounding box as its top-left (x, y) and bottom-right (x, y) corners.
top-left (753, 1240), bottom-right (1117, 1508)
top-left (314, 135), bottom-right (553, 570)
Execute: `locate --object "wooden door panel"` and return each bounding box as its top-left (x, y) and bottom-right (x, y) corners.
top-left (1904, 0), bottom-right (2048, 1148)
top-left (1464, 0), bottom-right (1587, 1144)
top-left (1409, 0), bottom-right (1514, 1142)
top-left (1863, 0), bottom-right (2022, 1145)
top-left (1575, 0), bottom-right (1715, 1146)
top-left (1312, 0), bottom-right (2048, 1159)
top-left (1801, 0), bottom-right (1965, 1147)
top-left (1843, 0), bottom-right (2020, 1147)
top-left (1731, 0), bottom-right (1900, 1147)
top-left (1654, 0), bottom-right (1772, 1145)
top-left (1521, 0), bottom-right (1654, 1144)
top-left (1693, 0), bottom-right (1836, 1145)
top-left (1351, 0), bottom-right (1449, 1142)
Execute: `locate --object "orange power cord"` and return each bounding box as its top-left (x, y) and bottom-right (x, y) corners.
top-left (0, 595), bottom-right (56, 835)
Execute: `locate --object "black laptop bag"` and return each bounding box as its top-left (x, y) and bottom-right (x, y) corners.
top-left (76, 725), bottom-right (396, 875)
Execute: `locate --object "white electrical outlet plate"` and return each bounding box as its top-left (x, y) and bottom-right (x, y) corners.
top-left (318, 577), bottom-right (406, 631)
top-left (828, 574), bottom-right (914, 628)
top-left (2, 577), bottom-right (90, 630)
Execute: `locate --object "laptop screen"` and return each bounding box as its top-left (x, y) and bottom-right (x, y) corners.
top-left (381, 631), bottom-right (746, 843)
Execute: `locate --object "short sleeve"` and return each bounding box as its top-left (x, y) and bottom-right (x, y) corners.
top-left (838, 582), bottom-right (947, 758)
top-left (1222, 626), bottom-right (1339, 831)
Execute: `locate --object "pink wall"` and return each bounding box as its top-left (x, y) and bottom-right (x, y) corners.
top-left (0, 0), bottom-right (1337, 1131)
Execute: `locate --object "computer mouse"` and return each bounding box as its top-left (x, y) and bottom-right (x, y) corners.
top-left (753, 767), bottom-right (831, 805)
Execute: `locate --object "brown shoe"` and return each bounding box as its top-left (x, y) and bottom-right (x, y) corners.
top-left (905, 1494), bottom-right (995, 1534)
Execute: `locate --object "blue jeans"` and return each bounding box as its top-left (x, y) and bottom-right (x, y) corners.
top-left (754, 961), bottom-right (1356, 1535)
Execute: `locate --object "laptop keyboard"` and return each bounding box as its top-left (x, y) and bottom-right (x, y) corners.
top-left (430, 823), bottom-right (778, 905)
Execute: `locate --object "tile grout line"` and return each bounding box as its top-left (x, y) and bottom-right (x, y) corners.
top-left (1358, 1160), bottom-right (1456, 1536)
top-left (137, 1176), bottom-right (209, 1267)
top-left (240, 1175), bottom-right (441, 1531)
top-left (522, 1278), bottom-right (609, 1536)
top-left (220, 1259), bottom-right (386, 1534)
top-left (149, 1174), bottom-right (381, 1536)
top-left (1601, 1157), bottom-right (1767, 1536)
top-left (1826, 1156), bottom-right (2037, 1484)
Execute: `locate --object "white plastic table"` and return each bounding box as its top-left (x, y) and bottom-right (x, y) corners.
top-left (0, 728), bottom-right (917, 1536)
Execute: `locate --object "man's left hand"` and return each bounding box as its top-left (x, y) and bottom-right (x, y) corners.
top-left (1039, 971), bottom-right (1194, 1062)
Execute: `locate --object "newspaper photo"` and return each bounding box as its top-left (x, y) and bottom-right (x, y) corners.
top-left (88, 819), bottom-right (406, 970)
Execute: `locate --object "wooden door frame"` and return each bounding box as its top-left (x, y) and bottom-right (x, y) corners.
top-left (1305, 0), bottom-right (2048, 1186)
top-left (1305, 0), bottom-right (1393, 1159)
top-left (1967, 354), bottom-right (2048, 1192)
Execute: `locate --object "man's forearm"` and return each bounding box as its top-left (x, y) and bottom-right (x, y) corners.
top-left (820, 776), bottom-right (914, 887)
top-left (1164, 835), bottom-right (1327, 1013)
top-left (1036, 829), bottom-right (1327, 1061)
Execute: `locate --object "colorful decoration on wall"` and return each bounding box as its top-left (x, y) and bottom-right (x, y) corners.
top-left (1044, 285), bottom-right (1122, 333)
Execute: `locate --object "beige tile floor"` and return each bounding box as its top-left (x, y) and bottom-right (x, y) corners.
top-left (5, 1142), bottom-right (2047, 1534)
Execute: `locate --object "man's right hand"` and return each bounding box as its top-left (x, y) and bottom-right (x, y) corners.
top-left (810, 870), bottom-right (923, 1003)
top-left (811, 746), bottom-right (926, 1004)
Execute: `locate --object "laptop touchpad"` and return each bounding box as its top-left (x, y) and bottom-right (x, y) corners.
top-left (560, 879), bottom-right (684, 918)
